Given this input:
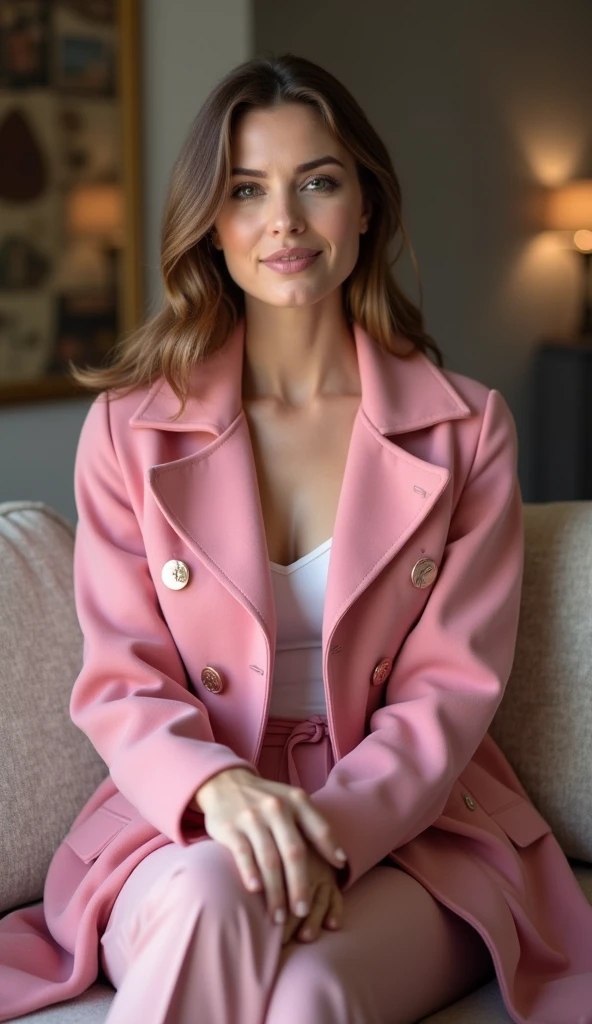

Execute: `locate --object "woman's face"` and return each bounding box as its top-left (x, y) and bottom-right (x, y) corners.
top-left (211, 103), bottom-right (370, 309)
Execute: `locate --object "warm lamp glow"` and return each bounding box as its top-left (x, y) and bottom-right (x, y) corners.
top-left (65, 183), bottom-right (124, 244)
top-left (574, 229), bottom-right (592, 253)
top-left (541, 179), bottom-right (592, 340)
top-left (543, 180), bottom-right (592, 231)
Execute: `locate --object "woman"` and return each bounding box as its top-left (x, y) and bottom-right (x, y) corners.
top-left (2, 52), bottom-right (592, 1024)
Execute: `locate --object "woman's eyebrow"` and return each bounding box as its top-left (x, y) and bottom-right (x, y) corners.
top-left (230, 156), bottom-right (345, 178)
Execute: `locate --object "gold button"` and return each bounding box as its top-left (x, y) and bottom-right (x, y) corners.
top-left (201, 666), bottom-right (224, 694)
top-left (161, 559), bottom-right (190, 590)
top-left (463, 793), bottom-right (476, 811)
top-left (371, 657), bottom-right (393, 686)
top-left (411, 558), bottom-right (438, 588)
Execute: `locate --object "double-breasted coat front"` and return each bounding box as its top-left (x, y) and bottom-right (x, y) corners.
top-left (1, 318), bottom-right (592, 1024)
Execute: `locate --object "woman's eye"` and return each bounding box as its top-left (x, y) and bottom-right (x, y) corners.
top-left (305, 175), bottom-right (339, 193)
top-left (231, 183), bottom-right (261, 200)
top-left (230, 175), bottom-right (340, 201)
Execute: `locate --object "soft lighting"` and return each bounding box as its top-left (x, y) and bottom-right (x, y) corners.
top-left (543, 180), bottom-right (592, 231)
top-left (65, 182), bottom-right (124, 246)
top-left (574, 229), bottom-right (592, 253)
top-left (541, 179), bottom-right (592, 340)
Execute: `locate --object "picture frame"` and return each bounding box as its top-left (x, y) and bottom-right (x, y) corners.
top-left (0, 0), bottom-right (142, 404)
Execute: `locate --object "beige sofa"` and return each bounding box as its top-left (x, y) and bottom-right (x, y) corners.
top-left (1, 499), bottom-right (591, 1023)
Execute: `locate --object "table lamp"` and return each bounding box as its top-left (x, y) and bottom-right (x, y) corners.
top-left (543, 179), bottom-right (592, 342)
top-left (56, 181), bottom-right (124, 291)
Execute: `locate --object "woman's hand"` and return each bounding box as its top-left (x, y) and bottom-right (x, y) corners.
top-left (194, 767), bottom-right (348, 936)
top-left (279, 842), bottom-right (344, 946)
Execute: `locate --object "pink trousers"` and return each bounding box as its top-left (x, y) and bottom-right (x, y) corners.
top-left (99, 715), bottom-right (495, 1023)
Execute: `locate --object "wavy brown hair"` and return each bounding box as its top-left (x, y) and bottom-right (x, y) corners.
top-left (68, 52), bottom-right (444, 418)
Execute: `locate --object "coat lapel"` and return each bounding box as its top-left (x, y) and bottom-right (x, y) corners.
top-left (146, 409), bottom-right (277, 642)
top-left (323, 409), bottom-right (451, 646)
top-left (131, 317), bottom-right (472, 653)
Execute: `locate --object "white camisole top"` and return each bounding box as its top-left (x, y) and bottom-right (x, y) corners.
top-left (268, 537), bottom-right (332, 718)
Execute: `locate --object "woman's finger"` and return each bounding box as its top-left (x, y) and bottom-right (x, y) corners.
top-left (290, 788), bottom-right (348, 869)
top-left (281, 885), bottom-right (328, 946)
top-left (281, 909), bottom-right (303, 946)
top-left (324, 883), bottom-right (344, 931)
top-left (265, 804), bottom-right (313, 918)
top-left (240, 813), bottom-right (287, 923)
top-left (226, 830), bottom-right (263, 893)
top-left (297, 882), bottom-right (332, 942)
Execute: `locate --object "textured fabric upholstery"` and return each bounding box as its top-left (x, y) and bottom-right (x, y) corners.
top-left (489, 502), bottom-right (592, 862)
top-left (0, 502), bottom-right (107, 916)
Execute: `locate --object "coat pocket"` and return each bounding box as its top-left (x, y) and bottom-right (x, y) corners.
top-left (458, 760), bottom-right (553, 848)
top-left (63, 794), bottom-right (134, 864)
top-left (487, 799), bottom-right (553, 848)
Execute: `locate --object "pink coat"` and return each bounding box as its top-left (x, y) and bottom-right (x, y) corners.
top-left (1, 318), bottom-right (592, 1024)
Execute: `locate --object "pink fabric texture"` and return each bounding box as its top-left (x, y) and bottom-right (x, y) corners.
top-left (99, 714), bottom-right (495, 1024)
top-left (1, 318), bottom-right (592, 1023)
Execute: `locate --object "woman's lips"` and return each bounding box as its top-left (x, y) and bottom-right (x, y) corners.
top-left (261, 252), bottom-right (321, 274)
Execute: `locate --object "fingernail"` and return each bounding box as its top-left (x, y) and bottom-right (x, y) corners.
top-left (335, 848), bottom-right (347, 861)
top-left (274, 908), bottom-right (286, 924)
top-left (296, 900), bottom-right (309, 916)
top-left (327, 916), bottom-right (339, 928)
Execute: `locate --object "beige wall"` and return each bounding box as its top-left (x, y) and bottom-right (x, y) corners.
top-left (254, 0), bottom-right (592, 495)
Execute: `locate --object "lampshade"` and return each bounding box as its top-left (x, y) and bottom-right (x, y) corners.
top-left (543, 180), bottom-right (592, 231)
top-left (65, 182), bottom-right (124, 245)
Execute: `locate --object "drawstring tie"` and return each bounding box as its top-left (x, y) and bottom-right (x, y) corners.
top-left (263, 714), bottom-right (333, 788)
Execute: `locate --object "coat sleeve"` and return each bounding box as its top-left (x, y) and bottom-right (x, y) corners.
top-left (69, 393), bottom-right (260, 845)
top-left (311, 387), bottom-right (524, 891)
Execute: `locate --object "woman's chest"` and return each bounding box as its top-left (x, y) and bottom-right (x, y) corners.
top-left (244, 395), bottom-right (360, 566)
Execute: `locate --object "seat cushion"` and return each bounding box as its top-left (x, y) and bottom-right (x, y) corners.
top-left (0, 502), bottom-right (108, 915)
top-left (489, 501), bottom-right (592, 863)
top-left (421, 978), bottom-right (513, 1022)
top-left (8, 982), bottom-right (115, 1022)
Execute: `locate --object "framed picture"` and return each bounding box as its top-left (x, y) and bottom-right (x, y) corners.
top-left (0, 0), bottom-right (142, 404)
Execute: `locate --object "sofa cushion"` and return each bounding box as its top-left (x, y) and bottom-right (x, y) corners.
top-left (8, 982), bottom-right (115, 1021)
top-left (489, 501), bottom-right (592, 863)
top-left (0, 502), bottom-right (108, 915)
top-left (421, 978), bottom-right (512, 1023)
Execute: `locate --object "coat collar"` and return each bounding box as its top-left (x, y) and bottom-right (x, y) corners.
top-left (129, 317), bottom-right (471, 436)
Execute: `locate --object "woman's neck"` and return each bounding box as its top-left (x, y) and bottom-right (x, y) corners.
top-left (241, 296), bottom-right (360, 409)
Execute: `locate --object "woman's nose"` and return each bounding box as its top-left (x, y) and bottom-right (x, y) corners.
top-left (267, 190), bottom-right (306, 235)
